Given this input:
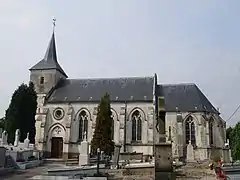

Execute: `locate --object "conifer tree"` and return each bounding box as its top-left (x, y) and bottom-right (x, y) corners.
top-left (0, 117), bottom-right (5, 129)
top-left (230, 122), bottom-right (240, 160)
top-left (91, 93), bottom-right (114, 156)
top-left (4, 82), bottom-right (37, 143)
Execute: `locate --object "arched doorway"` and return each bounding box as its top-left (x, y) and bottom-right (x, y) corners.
top-left (50, 126), bottom-right (65, 158)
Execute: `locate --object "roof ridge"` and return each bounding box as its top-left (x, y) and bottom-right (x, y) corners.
top-left (68, 76), bottom-right (154, 81)
top-left (160, 83), bottom-right (196, 86)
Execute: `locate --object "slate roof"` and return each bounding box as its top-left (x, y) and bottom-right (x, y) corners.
top-left (29, 32), bottom-right (68, 77)
top-left (158, 84), bottom-right (219, 113)
top-left (47, 76), bottom-right (154, 103)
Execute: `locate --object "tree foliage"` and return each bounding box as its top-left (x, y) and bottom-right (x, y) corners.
top-left (0, 117), bottom-right (5, 129)
top-left (91, 93), bottom-right (114, 156)
top-left (229, 122), bottom-right (240, 160)
top-left (4, 82), bottom-right (37, 144)
top-left (226, 126), bottom-right (233, 140)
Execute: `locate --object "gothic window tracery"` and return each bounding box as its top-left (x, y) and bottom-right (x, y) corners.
top-left (78, 110), bottom-right (88, 141)
top-left (131, 110), bottom-right (142, 141)
top-left (185, 116), bottom-right (196, 145)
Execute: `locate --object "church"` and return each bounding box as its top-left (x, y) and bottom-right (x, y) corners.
top-left (30, 30), bottom-right (226, 162)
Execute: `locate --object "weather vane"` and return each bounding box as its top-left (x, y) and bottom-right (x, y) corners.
top-left (53, 18), bottom-right (56, 31)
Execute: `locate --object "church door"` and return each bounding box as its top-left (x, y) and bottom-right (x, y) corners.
top-left (51, 137), bottom-right (63, 158)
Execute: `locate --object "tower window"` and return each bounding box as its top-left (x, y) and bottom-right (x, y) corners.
top-left (40, 77), bottom-right (44, 84)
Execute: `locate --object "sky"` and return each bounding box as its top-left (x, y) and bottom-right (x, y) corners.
top-left (0, 0), bottom-right (240, 126)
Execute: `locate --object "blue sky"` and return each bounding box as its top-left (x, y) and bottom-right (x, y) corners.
top-left (0, 1), bottom-right (240, 125)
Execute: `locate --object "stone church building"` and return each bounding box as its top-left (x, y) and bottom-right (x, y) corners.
top-left (30, 31), bottom-right (226, 161)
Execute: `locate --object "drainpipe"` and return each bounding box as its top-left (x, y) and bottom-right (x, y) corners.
top-left (123, 101), bottom-right (127, 152)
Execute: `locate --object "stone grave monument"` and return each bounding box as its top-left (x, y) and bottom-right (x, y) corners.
top-left (14, 129), bottom-right (20, 147)
top-left (79, 131), bottom-right (90, 166)
top-left (1, 130), bottom-right (8, 146)
top-left (100, 151), bottom-right (104, 161)
top-left (111, 144), bottom-right (121, 169)
top-left (186, 141), bottom-right (195, 162)
top-left (24, 132), bottom-right (30, 149)
top-left (223, 139), bottom-right (232, 163)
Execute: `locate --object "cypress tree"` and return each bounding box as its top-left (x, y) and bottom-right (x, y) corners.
top-left (91, 93), bottom-right (114, 156)
top-left (0, 117), bottom-right (5, 129)
top-left (4, 82), bottom-right (37, 143)
top-left (26, 82), bottom-right (37, 143)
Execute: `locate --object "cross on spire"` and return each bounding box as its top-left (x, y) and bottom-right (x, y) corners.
top-left (29, 17), bottom-right (68, 78)
top-left (53, 18), bottom-right (56, 31)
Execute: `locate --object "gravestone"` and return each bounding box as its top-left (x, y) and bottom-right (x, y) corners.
top-left (111, 144), bottom-right (121, 169)
top-left (227, 139), bottom-right (230, 146)
top-left (229, 148), bottom-right (233, 162)
top-left (14, 129), bottom-right (20, 147)
top-left (100, 151), bottom-right (104, 161)
top-left (79, 131), bottom-right (89, 166)
top-left (24, 132), bottom-right (30, 149)
top-left (186, 141), bottom-right (194, 162)
top-left (223, 139), bottom-right (232, 163)
top-left (1, 131), bottom-right (8, 145)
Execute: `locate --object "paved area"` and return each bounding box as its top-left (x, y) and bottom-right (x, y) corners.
top-left (3, 163), bottom-right (237, 180)
top-left (1, 165), bottom-right (50, 180)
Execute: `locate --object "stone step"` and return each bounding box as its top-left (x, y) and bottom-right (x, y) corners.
top-left (66, 161), bottom-right (79, 166)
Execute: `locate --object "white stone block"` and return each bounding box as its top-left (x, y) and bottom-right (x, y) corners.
top-left (80, 141), bottom-right (89, 155)
top-left (79, 154), bottom-right (90, 166)
top-left (186, 142), bottom-right (195, 162)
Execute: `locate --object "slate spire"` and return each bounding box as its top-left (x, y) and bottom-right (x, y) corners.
top-left (29, 22), bottom-right (68, 77)
top-left (43, 18), bottom-right (58, 64)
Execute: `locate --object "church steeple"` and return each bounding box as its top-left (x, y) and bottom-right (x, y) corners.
top-left (29, 21), bottom-right (68, 78)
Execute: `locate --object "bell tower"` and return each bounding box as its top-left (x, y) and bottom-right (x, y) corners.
top-left (29, 26), bottom-right (67, 94)
top-left (29, 20), bottom-right (67, 149)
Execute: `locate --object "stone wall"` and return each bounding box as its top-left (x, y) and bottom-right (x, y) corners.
top-left (164, 111), bottom-right (226, 161)
top-left (36, 101), bottom-right (155, 158)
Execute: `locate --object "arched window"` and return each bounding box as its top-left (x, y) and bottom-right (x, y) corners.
top-left (131, 110), bottom-right (142, 141)
top-left (185, 116), bottom-right (196, 145)
top-left (79, 110), bottom-right (88, 141)
top-left (209, 119), bottom-right (214, 146)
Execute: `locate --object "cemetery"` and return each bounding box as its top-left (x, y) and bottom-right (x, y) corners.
top-left (0, 127), bottom-right (234, 179)
top-left (0, 128), bottom-right (43, 175)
